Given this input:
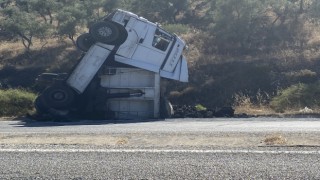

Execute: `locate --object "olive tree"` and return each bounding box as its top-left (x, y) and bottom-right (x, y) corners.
top-left (267, 0), bottom-right (314, 49)
top-left (131, 0), bottom-right (190, 23)
top-left (309, 0), bottom-right (320, 20)
top-left (55, 0), bottom-right (120, 44)
top-left (0, 6), bottom-right (49, 51)
top-left (28, 0), bottom-right (58, 24)
top-left (209, 0), bottom-right (270, 54)
top-left (0, 0), bottom-right (12, 8)
top-left (102, 0), bottom-right (119, 12)
top-left (55, 3), bottom-right (88, 44)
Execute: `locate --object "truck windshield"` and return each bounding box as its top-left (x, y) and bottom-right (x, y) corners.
top-left (152, 29), bottom-right (172, 51)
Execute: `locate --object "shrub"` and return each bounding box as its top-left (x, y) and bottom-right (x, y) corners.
top-left (195, 104), bottom-right (207, 111)
top-left (283, 69), bottom-right (317, 84)
top-left (270, 82), bottom-right (320, 112)
top-left (162, 24), bottom-right (190, 35)
top-left (0, 89), bottom-right (37, 117)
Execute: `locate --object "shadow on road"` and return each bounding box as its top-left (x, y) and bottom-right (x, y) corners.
top-left (13, 116), bottom-right (164, 127)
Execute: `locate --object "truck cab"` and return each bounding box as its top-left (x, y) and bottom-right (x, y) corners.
top-left (77, 9), bottom-right (188, 83)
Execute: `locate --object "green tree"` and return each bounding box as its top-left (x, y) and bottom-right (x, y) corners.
top-left (210, 0), bottom-right (269, 54)
top-left (309, 0), bottom-right (320, 19)
top-left (0, 0), bottom-right (13, 9)
top-left (28, 0), bottom-right (58, 24)
top-left (0, 6), bottom-right (49, 51)
top-left (55, 0), bottom-right (121, 43)
top-left (268, 0), bottom-right (313, 49)
top-left (55, 3), bottom-right (88, 44)
top-left (82, 0), bottom-right (105, 21)
top-left (131, 0), bottom-right (190, 23)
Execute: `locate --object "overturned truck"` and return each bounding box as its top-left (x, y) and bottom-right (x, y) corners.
top-left (34, 9), bottom-right (189, 120)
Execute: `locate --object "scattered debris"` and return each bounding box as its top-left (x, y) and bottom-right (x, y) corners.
top-left (172, 105), bottom-right (234, 118)
top-left (299, 106), bottom-right (313, 114)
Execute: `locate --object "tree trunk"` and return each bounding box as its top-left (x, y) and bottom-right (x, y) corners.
top-left (299, 0), bottom-right (304, 14)
top-left (40, 14), bottom-right (48, 23)
top-left (18, 33), bottom-right (33, 52)
top-left (47, 8), bottom-right (53, 24)
top-left (68, 34), bottom-right (76, 46)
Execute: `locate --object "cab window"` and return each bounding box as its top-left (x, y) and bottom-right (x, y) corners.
top-left (152, 29), bottom-right (172, 51)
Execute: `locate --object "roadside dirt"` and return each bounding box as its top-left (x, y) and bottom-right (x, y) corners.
top-left (1, 133), bottom-right (320, 147)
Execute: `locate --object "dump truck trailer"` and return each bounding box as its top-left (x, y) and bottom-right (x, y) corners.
top-left (34, 9), bottom-right (188, 120)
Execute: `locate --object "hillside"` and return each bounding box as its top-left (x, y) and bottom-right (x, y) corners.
top-left (1, 0), bottom-right (320, 115)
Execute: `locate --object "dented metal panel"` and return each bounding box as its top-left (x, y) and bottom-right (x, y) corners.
top-left (67, 45), bottom-right (112, 93)
top-left (160, 56), bottom-right (188, 82)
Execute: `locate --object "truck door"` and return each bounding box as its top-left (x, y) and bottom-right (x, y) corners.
top-left (132, 28), bottom-right (172, 71)
top-left (116, 27), bottom-right (173, 72)
top-left (116, 18), bottom-right (149, 58)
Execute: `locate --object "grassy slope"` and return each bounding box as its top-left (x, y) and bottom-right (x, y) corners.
top-left (1, 29), bottom-right (320, 116)
top-left (0, 38), bottom-right (81, 89)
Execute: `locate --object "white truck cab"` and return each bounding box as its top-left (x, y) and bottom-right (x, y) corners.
top-left (74, 9), bottom-right (188, 92)
top-left (110, 10), bottom-right (187, 76)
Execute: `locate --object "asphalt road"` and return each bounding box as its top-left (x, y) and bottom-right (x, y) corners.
top-left (1, 118), bottom-right (320, 179)
top-left (2, 117), bottom-right (320, 133)
top-left (1, 148), bottom-right (320, 179)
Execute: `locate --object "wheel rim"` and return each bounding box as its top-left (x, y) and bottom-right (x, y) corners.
top-left (42, 84), bottom-right (75, 109)
top-left (76, 33), bottom-right (95, 52)
top-left (98, 26), bottom-right (112, 37)
top-left (89, 21), bottom-right (122, 44)
top-left (52, 91), bottom-right (66, 102)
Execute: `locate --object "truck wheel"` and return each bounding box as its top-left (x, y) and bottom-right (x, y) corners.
top-left (42, 84), bottom-right (75, 109)
top-left (76, 33), bottom-right (95, 52)
top-left (34, 95), bottom-right (49, 114)
top-left (89, 21), bottom-right (120, 44)
top-left (111, 23), bottom-right (128, 46)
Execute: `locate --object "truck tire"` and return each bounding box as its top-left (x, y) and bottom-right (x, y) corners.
top-left (76, 33), bottom-right (95, 52)
top-left (42, 83), bottom-right (75, 109)
top-left (111, 23), bottom-right (128, 46)
top-left (34, 95), bottom-right (50, 114)
top-left (89, 21), bottom-right (120, 45)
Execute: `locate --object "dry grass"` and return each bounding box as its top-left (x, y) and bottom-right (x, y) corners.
top-left (0, 41), bottom-right (26, 67)
top-left (0, 38), bottom-right (75, 60)
top-left (0, 37), bottom-right (80, 73)
top-left (233, 95), bottom-right (320, 116)
top-left (0, 38), bottom-right (65, 56)
top-left (233, 92), bottom-right (276, 116)
top-left (263, 134), bottom-right (287, 145)
top-left (116, 138), bottom-right (129, 145)
top-left (234, 106), bottom-right (276, 116)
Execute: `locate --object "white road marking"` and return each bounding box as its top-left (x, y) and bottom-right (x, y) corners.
top-left (0, 148), bottom-right (320, 155)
